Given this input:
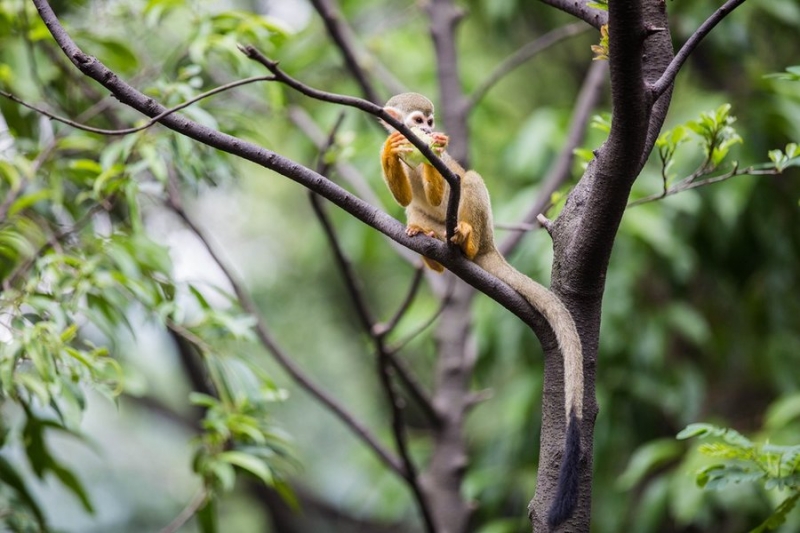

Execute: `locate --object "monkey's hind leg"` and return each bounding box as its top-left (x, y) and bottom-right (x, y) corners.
top-left (407, 224), bottom-right (445, 272)
top-left (450, 221), bottom-right (479, 260)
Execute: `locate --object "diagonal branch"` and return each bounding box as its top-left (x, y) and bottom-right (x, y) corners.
top-left (467, 22), bottom-right (588, 111)
top-left (539, 0), bottom-right (608, 29)
top-left (308, 194), bottom-right (437, 533)
top-left (627, 163), bottom-right (779, 207)
top-left (0, 76), bottom-right (274, 136)
top-left (308, 0), bottom-right (381, 104)
top-left (31, 0), bottom-right (547, 345)
top-left (424, 0), bottom-right (469, 165)
top-left (651, 0), bottom-right (748, 99)
top-left (238, 44), bottom-right (462, 241)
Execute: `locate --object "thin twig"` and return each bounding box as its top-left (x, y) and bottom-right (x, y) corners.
top-left (2, 201), bottom-right (110, 292)
top-left (0, 75), bottom-right (274, 136)
top-left (375, 266), bottom-right (425, 337)
top-left (308, 0), bottom-right (381, 103)
top-left (388, 275), bottom-right (457, 355)
top-left (539, 0), bottom-right (608, 29)
top-left (627, 164), bottom-right (778, 207)
top-left (651, 0), bottom-right (748, 99)
top-left (307, 193), bottom-right (438, 533)
top-left (238, 44), bottom-right (462, 242)
top-left (468, 22), bottom-right (588, 110)
top-left (157, 490), bottom-right (207, 533)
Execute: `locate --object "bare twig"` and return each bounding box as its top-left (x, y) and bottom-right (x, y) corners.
top-left (375, 266), bottom-right (425, 338)
top-left (651, 0), bottom-right (748, 99)
top-left (157, 490), bottom-right (207, 533)
top-left (468, 22), bottom-right (588, 111)
top-left (238, 44), bottom-right (462, 241)
top-left (0, 76), bottom-right (274, 136)
top-left (307, 193), bottom-right (437, 533)
top-left (539, 0), bottom-right (608, 29)
top-left (387, 275), bottom-right (457, 355)
top-left (308, 0), bottom-right (381, 104)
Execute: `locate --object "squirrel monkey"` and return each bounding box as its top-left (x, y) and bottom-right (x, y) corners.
top-left (381, 92), bottom-right (583, 528)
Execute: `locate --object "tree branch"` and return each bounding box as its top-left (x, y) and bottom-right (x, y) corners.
top-left (467, 22), bottom-right (588, 111)
top-left (238, 44), bottom-right (463, 241)
top-left (307, 193), bottom-right (437, 533)
top-left (0, 76), bottom-right (274, 136)
top-left (627, 163), bottom-right (779, 207)
top-left (651, 0), bottom-right (749, 99)
top-left (30, 0), bottom-right (538, 325)
top-left (424, 0), bottom-right (469, 165)
top-left (308, 0), bottom-right (381, 104)
top-left (538, 0), bottom-right (608, 29)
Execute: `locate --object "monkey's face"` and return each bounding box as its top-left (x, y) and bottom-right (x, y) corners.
top-left (406, 110), bottom-right (434, 134)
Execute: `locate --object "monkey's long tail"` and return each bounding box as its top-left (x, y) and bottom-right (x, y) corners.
top-left (476, 250), bottom-right (583, 528)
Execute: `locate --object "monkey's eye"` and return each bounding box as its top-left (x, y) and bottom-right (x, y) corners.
top-left (427, 119), bottom-right (433, 126)
top-left (414, 116), bottom-right (423, 123)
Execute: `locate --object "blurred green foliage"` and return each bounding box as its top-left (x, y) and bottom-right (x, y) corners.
top-left (0, 0), bottom-right (798, 531)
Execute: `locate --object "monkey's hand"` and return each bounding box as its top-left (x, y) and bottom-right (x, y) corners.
top-left (388, 131), bottom-right (415, 155)
top-left (450, 221), bottom-right (479, 260)
top-left (430, 132), bottom-right (449, 156)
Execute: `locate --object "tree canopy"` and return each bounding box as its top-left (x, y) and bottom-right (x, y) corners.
top-left (1, 0), bottom-right (799, 532)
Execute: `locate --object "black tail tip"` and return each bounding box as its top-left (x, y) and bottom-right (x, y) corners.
top-left (547, 412), bottom-right (581, 528)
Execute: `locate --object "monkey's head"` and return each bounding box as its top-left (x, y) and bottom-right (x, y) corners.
top-left (382, 92), bottom-right (435, 134)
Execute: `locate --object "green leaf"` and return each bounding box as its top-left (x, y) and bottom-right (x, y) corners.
top-left (750, 493), bottom-right (800, 533)
top-left (218, 450), bottom-right (273, 486)
top-left (50, 459), bottom-right (94, 513)
top-left (8, 189), bottom-right (51, 217)
top-left (0, 455), bottom-right (47, 529)
top-left (197, 496), bottom-right (218, 533)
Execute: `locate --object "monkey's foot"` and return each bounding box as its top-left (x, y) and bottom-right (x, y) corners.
top-left (406, 224), bottom-right (440, 239)
top-left (450, 221), bottom-right (478, 259)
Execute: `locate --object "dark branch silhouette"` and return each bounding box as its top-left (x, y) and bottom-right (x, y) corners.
top-left (308, 0), bottom-right (381, 104)
top-left (651, 0), bottom-right (749, 99)
top-left (468, 22), bottom-right (589, 111)
top-left (0, 76), bottom-right (274, 136)
top-left (538, 0), bottom-right (608, 29)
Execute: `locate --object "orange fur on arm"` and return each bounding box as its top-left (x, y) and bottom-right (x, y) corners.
top-left (421, 163), bottom-right (445, 207)
top-left (381, 138), bottom-right (413, 206)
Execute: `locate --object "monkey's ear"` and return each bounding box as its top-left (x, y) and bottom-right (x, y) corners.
top-left (379, 106), bottom-right (403, 132)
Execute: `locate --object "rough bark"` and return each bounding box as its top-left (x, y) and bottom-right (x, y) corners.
top-left (530, 0), bottom-right (673, 531)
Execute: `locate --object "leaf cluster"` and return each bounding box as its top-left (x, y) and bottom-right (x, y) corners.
top-left (679, 423), bottom-right (800, 532)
